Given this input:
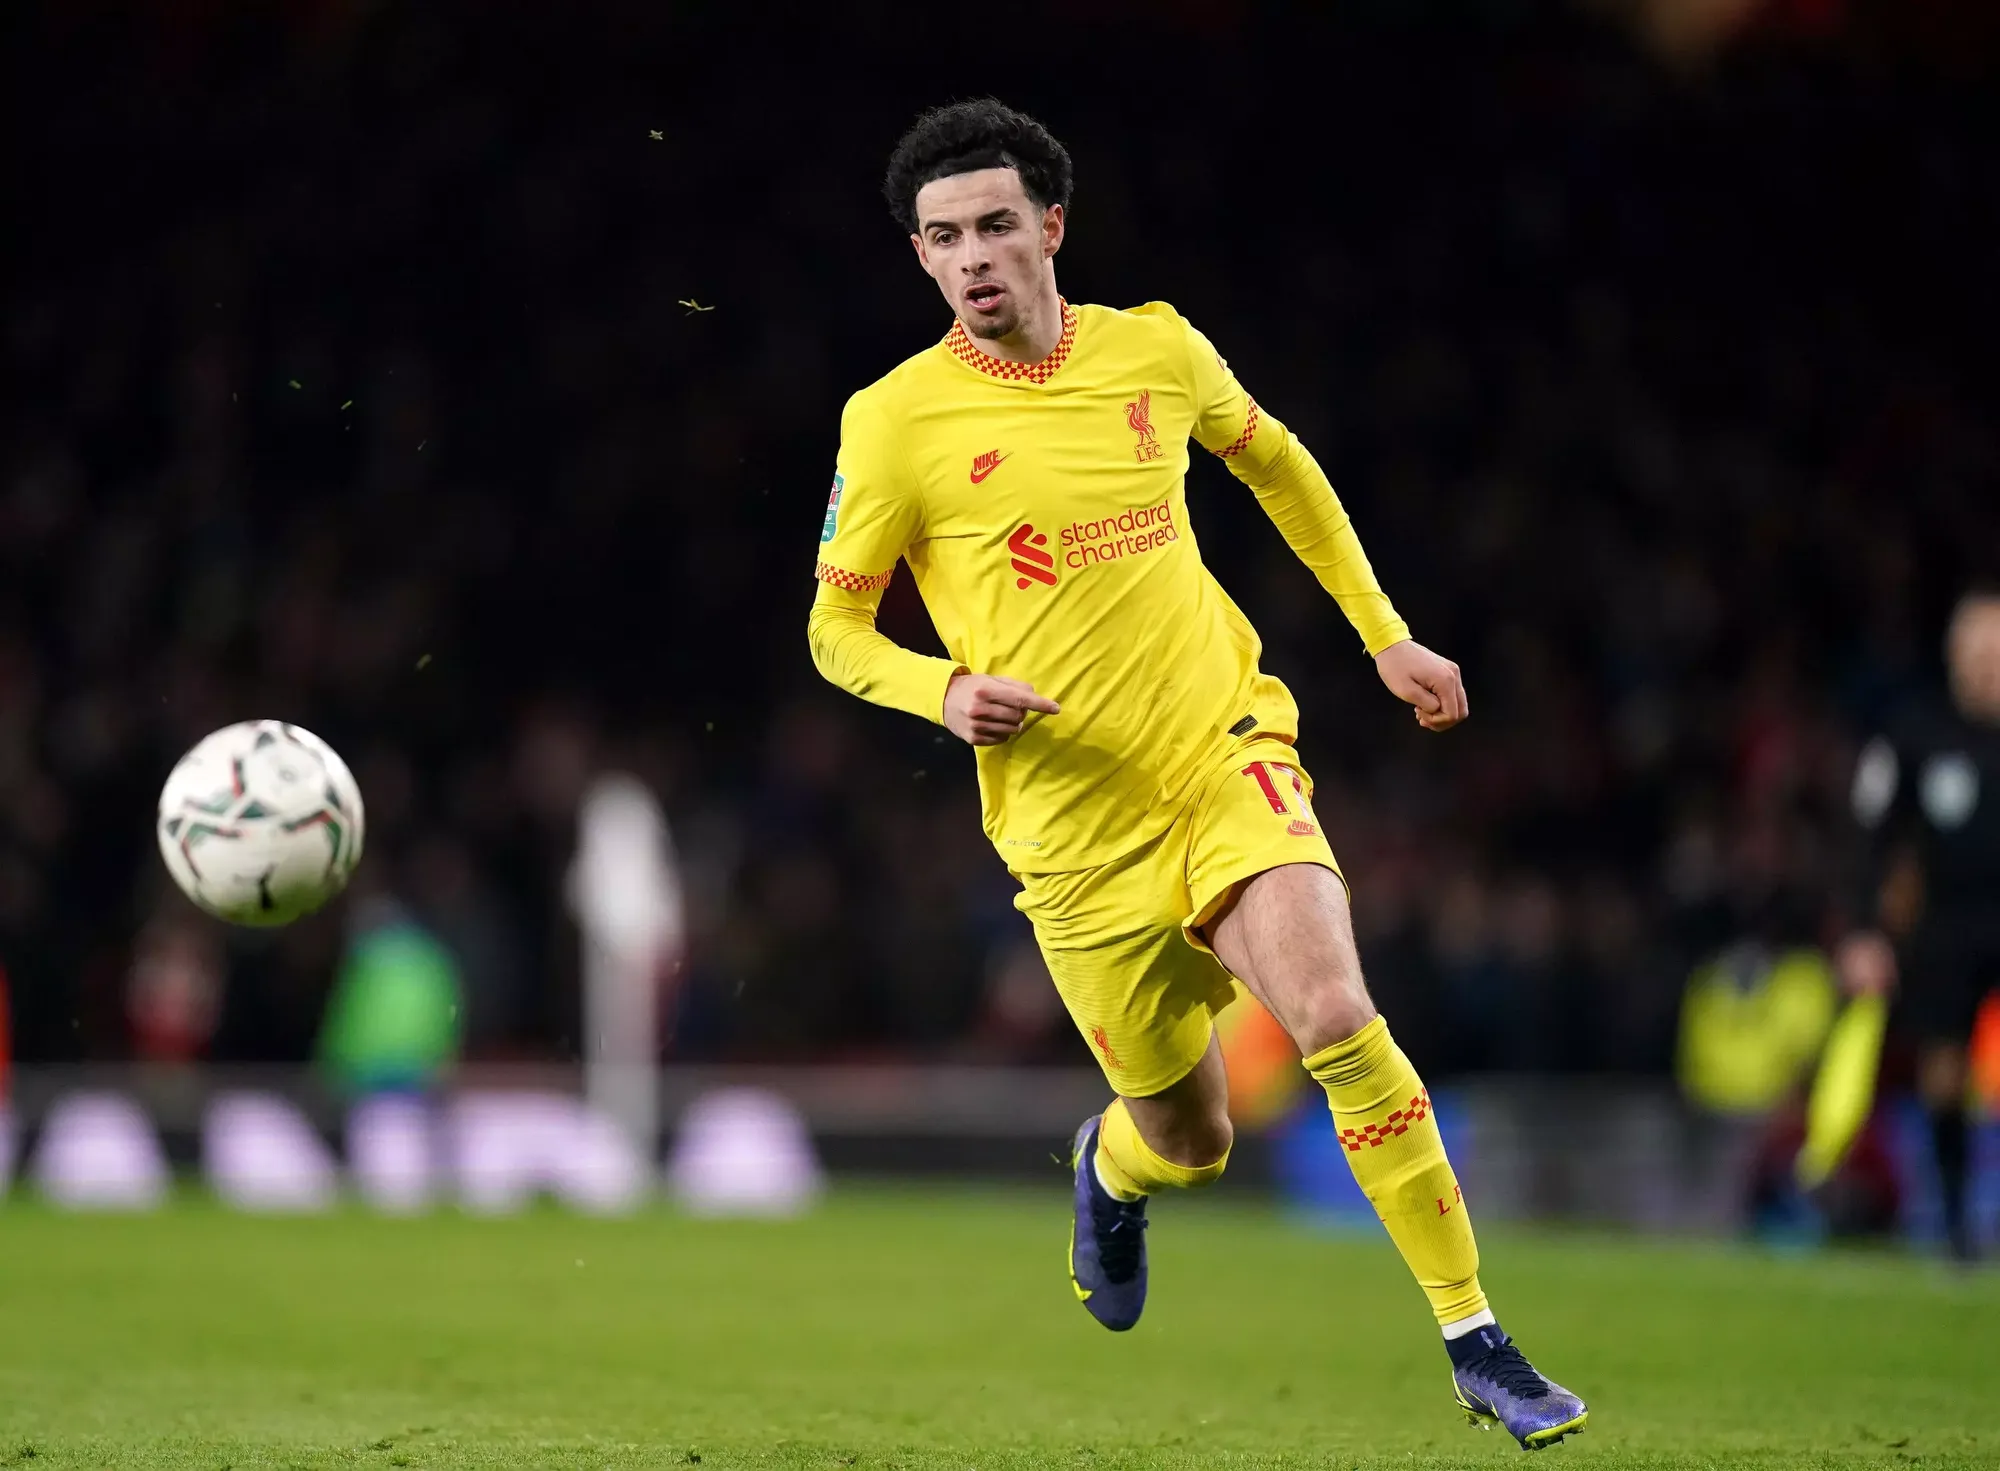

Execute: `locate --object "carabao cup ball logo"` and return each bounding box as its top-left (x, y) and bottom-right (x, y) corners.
top-left (820, 474), bottom-right (844, 543)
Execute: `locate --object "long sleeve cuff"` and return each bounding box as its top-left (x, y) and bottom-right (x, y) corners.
top-left (808, 579), bottom-right (964, 725)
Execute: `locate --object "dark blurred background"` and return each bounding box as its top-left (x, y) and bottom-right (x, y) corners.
top-left (4, 0), bottom-right (1997, 1083)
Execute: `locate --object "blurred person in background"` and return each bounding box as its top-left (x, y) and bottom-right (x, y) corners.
top-left (126, 912), bottom-right (224, 1063)
top-left (1841, 590), bottom-right (2000, 1263)
top-left (317, 896), bottom-right (463, 1097)
top-left (1675, 933), bottom-right (1899, 1243)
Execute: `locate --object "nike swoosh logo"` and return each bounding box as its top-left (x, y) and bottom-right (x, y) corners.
top-left (970, 454), bottom-right (1009, 483)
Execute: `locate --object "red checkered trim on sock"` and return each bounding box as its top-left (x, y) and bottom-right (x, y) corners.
top-left (815, 561), bottom-right (894, 593)
top-left (944, 300), bottom-right (1079, 384)
top-left (1337, 1090), bottom-right (1431, 1152)
top-left (1214, 398), bottom-right (1260, 458)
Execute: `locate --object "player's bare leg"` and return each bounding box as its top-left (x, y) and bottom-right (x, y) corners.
top-left (1119, 1034), bottom-right (1233, 1166)
top-left (1201, 863), bottom-right (1376, 1053)
top-left (1203, 862), bottom-right (1589, 1450)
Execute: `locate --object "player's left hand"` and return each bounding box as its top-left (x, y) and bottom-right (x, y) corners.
top-left (1374, 640), bottom-right (1468, 732)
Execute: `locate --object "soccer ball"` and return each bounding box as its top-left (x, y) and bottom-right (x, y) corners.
top-left (156, 720), bottom-right (365, 927)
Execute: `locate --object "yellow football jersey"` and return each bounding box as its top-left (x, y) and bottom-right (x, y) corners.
top-left (809, 300), bottom-right (1408, 873)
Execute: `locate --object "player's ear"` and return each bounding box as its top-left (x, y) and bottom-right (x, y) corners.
top-left (1042, 204), bottom-right (1064, 259)
top-left (910, 232), bottom-right (936, 278)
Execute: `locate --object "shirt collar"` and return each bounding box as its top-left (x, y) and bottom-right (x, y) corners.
top-left (943, 299), bottom-right (1079, 384)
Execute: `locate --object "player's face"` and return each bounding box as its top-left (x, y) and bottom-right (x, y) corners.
top-left (910, 167), bottom-right (1063, 342)
top-left (1947, 596), bottom-right (2000, 723)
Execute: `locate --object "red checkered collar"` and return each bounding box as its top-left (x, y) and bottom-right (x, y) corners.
top-left (942, 298), bottom-right (1079, 385)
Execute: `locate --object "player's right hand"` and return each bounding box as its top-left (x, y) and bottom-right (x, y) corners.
top-left (944, 672), bottom-right (1060, 746)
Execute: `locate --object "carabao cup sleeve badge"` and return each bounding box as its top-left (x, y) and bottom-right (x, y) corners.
top-left (820, 474), bottom-right (844, 543)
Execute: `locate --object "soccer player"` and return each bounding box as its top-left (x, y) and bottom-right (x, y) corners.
top-left (807, 100), bottom-right (1588, 1447)
top-left (1841, 589), bottom-right (2000, 1262)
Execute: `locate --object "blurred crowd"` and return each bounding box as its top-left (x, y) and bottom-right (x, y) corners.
top-left (3, 1), bottom-right (1995, 1075)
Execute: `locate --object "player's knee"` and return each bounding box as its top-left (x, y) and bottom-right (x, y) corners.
top-left (1295, 981), bottom-right (1379, 1058)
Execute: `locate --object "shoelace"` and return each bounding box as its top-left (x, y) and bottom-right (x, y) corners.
top-left (1467, 1342), bottom-right (1550, 1402)
top-left (1093, 1197), bottom-right (1148, 1283)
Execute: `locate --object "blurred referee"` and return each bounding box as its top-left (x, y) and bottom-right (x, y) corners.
top-left (1841, 590), bottom-right (2000, 1262)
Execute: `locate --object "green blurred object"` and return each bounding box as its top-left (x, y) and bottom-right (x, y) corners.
top-left (1677, 944), bottom-right (1838, 1115)
top-left (316, 917), bottom-right (462, 1093)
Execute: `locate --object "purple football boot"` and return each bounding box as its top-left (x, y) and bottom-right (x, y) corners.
top-left (1068, 1115), bottom-right (1148, 1331)
top-left (1449, 1323), bottom-right (1589, 1450)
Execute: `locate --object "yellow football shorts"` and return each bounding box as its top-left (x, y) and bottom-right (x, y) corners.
top-left (1012, 736), bottom-right (1345, 1096)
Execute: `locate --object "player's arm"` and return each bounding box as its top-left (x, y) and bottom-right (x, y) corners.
top-left (1834, 731), bottom-right (1917, 995)
top-left (1849, 731), bottom-right (1930, 935)
top-left (807, 579), bottom-right (960, 722)
top-left (807, 393), bottom-right (961, 722)
top-left (810, 585), bottom-right (1059, 744)
top-left (1810, 730), bottom-right (1913, 1189)
top-left (806, 395), bottom-right (1059, 743)
top-left (1181, 316), bottom-right (1467, 731)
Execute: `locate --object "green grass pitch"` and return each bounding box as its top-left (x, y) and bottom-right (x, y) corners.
top-left (0, 1185), bottom-right (1995, 1469)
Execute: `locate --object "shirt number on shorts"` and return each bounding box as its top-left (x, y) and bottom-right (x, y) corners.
top-left (1242, 761), bottom-right (1311, 815)
top-left (1244, 761), bottom-right (1321, 837)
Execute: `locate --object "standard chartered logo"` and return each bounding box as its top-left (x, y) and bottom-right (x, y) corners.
top-left (1058, 499), bottom-right (1180, 569)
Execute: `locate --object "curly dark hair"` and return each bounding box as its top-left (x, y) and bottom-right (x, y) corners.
top-left (883, 99), bottom-right (1073, 234)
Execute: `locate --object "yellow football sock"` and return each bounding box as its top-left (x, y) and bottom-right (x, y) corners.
top-left (1304, 1016), bottom-right (1488, 1327)
top-left (1094, 1096), bottom-right (1229, 1200)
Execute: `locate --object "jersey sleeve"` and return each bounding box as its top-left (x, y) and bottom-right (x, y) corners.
top-left (815, 390), bottom-right (921, 592)
top-left (1180, 314), bottom-right (1262, 458)
top-left (1173, 312), bottom-right (1413, 657)
top-left (807, 579), bottom-right (964, 725)
top-left (807, 388), bottom-right (963, 724)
